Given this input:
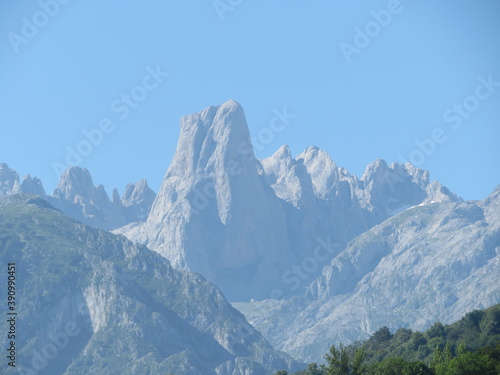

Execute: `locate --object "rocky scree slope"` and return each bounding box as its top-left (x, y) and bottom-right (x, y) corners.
top-left (234, 186), bottom-right (500, 363)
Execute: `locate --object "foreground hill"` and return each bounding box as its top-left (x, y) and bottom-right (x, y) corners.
top-left (0, 194), bottom-right (300, 375)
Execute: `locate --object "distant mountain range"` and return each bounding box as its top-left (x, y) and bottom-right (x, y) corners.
top-left (0, 100), bottom-right (461, 301)
top-left (115, 100), bottom-right (462, 301)
top-left (0, 163), bottom-right (156, 230)
top-left (1, 100), bottom-right (498, 371)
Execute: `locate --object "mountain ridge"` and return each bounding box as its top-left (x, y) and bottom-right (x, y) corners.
top-left (234, 184), bottom-right (500, 363)
top-left (116, 100), bottom-right (461, 301)
top-left (1, 101), bottom-right (461, 301)
top-left (0, 193), bottom-right (301, 375)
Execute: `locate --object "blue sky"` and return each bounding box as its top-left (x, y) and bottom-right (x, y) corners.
top-left (1, 0), bottom-right (499, 200)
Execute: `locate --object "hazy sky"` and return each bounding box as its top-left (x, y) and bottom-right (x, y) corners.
top-left (1, 0), bottom-right (499, 200)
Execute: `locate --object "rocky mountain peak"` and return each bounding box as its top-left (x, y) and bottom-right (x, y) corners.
top-left (0, 164), bottom-right (46, 197)
top-left (171, 100), bottom-right (255, 179)
top-left (361, 158), bottom-right (389, 181)
top-left (296, 146), bottom-right (341, 199)
top-left (274, 144), bottom-right (293, 161)
top-left (260, 145), bottom-right (294, 177)
top-left (117, 101), bottom-right (465, 301)
top-left (121, 179), bottom-right (156, 220)
top-left (155, 99), bottom-right (262, 226)
top-left (53, 166), bottom-right (97, 201)
top-left (0, 163), bottom-right (20, 195)
top-left (16, 174), bottom-right (46, 197)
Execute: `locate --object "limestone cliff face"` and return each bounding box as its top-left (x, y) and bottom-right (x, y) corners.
top-left (234, 186), bottom-right (500, 363)
top-left (0, 194), bottom-right (300, 375)
top-left (1, 100), bottom-right (495, 368)
top-left (0, 102), bottom-right (460, 302)
top-left (122, 100), bottom-right (294, 301)
top-left (118, 100), bottom-right (459, 301)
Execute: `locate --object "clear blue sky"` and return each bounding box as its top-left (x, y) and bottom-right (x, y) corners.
top-left (1, 0), bottom-right (499, 200)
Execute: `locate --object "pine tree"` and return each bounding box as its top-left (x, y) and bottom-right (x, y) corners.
top-left (352, 347), bottom-right (366, 375)
top-left (325, 344), bottom-right (350, 375)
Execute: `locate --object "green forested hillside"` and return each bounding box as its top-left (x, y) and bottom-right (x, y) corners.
top-left (0, 195), bottom-right (300, 375)
top-left (275, 304), bottom-right (500, 375)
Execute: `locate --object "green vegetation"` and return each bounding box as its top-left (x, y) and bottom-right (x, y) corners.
top-left (0, 195), bottom-right (265, 375)
top-left (274, 304), bottom-right (500, 375)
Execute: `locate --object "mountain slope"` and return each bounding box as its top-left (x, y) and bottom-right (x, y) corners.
top-left (0, 194), bottom-right (300, 375)
top-left (234, 186), bottom-right (500, 363)
top-left (117, 100), bottom-right (459, 301)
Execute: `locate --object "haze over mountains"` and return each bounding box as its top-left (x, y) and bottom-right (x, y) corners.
top-left (0, 195), bottom-right (300, 375)
top-left (115, 100), bottom-right (461, 301)
top-left (235, 185), bottom-right (500, 362)
top-left (1, 100), bottom-right (460, 301)
top-left (1, 100), bottom-right (498, 372)
top-left (0, 163), bottom-right (156, 231)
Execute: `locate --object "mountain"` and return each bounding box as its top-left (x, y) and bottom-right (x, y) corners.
top-left (233, 186), bottom-right (500, 363)
top-left (121, 179), bottom-right (157, 221)
top-left (117, 100), bottom-right (459, 301)
top-left (1, 100), bottom-right (497, 369)
top-left (0, 163), bottom-right (46, 197)
top-left (0, 194), bottom-right (300, 375)
top-left (0, 164), bottom-right (156, 231)
top-left (0, 102), bottom-right (460, 301)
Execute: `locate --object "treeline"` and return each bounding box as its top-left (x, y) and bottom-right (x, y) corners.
top-left (274, 304), bottom-right (500, 375)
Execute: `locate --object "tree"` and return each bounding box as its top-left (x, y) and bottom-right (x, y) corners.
top-left (460, 310), bottom-right (485, 331)
top-left (446, 351), bottom-right (496, 375)
top-left (408, 332), bottom-right (428, 351)
top-left (430, 345), bottom-right (449, 374)
top-left (426, 322), bottom-right (446, 339)
top-left (403, 361), bottom-right (434, 375)
top-left (394, 328), bottom-right (413, 344)
top-left (369, 357), bottom-right (407, 375)
top-left (305, 363), bottom-right (324, 375)
top-left (479, 307), bottom-right (500, 335)
top-left (325, 344), bottom-right (349, 375)
top-left (352, 347), bottom-right (366, 375)
top-left (443, 344), bottom-right (453, 363)
top-left (456, 342), bottom-right (467, 356)
top-left (371, 326), bottom-right (393, 343)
